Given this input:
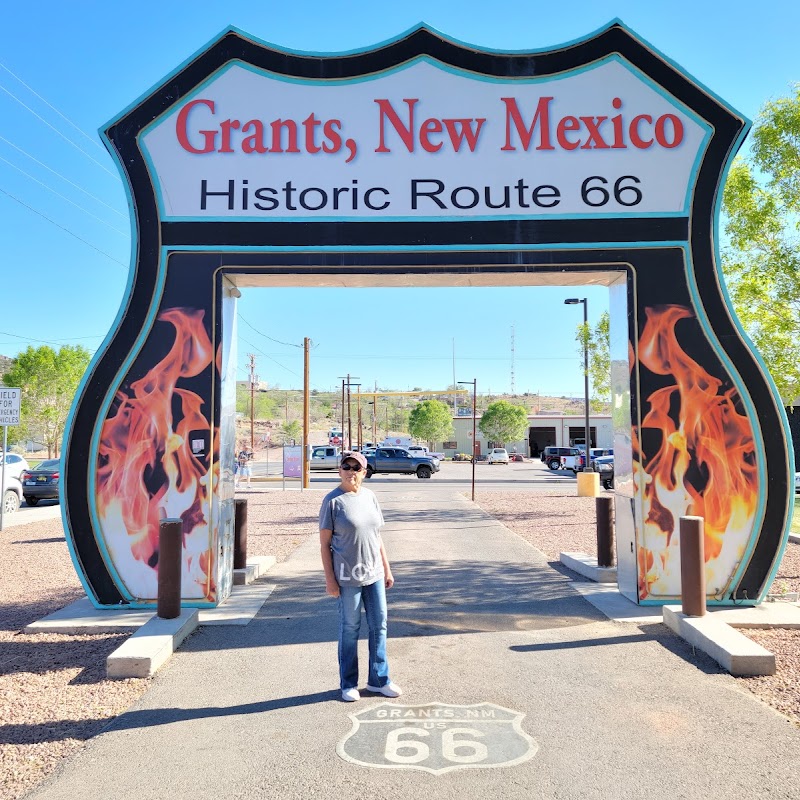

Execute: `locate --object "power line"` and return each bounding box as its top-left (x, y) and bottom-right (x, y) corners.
top-left (0, 153), bottom-right (128, 235)
top-left (0, 60), bottom-right (107, 154)
top-left (238, 335), bottom-right (303, 379)
top-left (0, 134), bottom-right (128, 218)
top-left (237, 313), bottom-right (303, 348)
top-left (0, 186), bottom-right (128, 268)
top-left (0, 78), bottom-right (117, 177)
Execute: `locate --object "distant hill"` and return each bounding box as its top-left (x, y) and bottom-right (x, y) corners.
top-left (0, 354), bottom-right (13, 382)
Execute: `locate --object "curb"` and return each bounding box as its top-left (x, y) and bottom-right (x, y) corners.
top-left (107, 609), bottom-right (199, 679)
top-left (662, 606), bottom-right (776, 677)
top-left (559, 551), bottom-right (617, 583)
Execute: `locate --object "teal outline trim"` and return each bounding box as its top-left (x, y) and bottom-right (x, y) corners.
top-left (612, 19), bottom-right (750, 126)
top-left (84, 252), bottom-right (170, 605)
top-left (637, 597), bottom-right (756, 608)
top-left (208, 19), bottom-right (624, 60)
top-left (156, 212), bottom-right (689, 224)
top-left (60, 129), bottom-right (138, 607)
top-left (103, 599), bottom-right (216, 610)
top-left (706, 121), bottom-right (794, 602)
top-left (138, 52), bottom-right (711, 223)
top-left (679, 238), bottom-right (788, 604)
top-left (165, 241), bottom-right (689, 254)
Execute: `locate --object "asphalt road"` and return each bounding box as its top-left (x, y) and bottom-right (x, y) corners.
top-left (301, 459), bottom-right (599, 493)
top-left (24, 485), bottom-right (800, 800)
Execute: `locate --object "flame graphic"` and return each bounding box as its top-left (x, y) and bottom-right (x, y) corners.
top-left (96, 307), bottom-right (218, 601)
top-left (634, 305), bottom-right (758, 599)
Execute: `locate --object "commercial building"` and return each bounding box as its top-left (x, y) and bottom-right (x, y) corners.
top-left (443, 414), bottom-right (613, 458)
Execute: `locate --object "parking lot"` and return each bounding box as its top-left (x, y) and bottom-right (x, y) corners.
top-left (300, 458), bottom-right (600, 493)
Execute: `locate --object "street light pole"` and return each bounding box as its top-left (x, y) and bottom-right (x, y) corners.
top-left (564, 297), bottom-right (592, 472)
top-left (458, 379), bottom-right (477, 501)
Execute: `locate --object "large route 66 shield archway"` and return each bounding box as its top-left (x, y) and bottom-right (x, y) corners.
top-left (62, 20), bottom-right (793, 609)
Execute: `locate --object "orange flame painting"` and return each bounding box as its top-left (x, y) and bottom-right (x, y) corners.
top-left (96, 307), bottom-right (219, 602)
top-left (634, 305), bottom-right (759, 600)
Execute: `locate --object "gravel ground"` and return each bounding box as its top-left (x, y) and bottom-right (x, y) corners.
top-left (473, 490), bottom-right (800, 727)
top-left (1, 486), bottom-right (798, 799)
top-left (0, 489), bottom-right (326, 800)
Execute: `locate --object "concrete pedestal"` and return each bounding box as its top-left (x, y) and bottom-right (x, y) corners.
top-left (577, 471), bottom-right (600, 497)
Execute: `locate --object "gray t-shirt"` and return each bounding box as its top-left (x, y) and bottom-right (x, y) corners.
top-left (319, 486), bottom-right (385, 587)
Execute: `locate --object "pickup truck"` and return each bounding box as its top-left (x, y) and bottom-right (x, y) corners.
top-left (558, 448), bottom-right (586, 473)
top-left (309, 446), bottom-right (341, 470)
top-left (365, 447), bottom-right (440, 479)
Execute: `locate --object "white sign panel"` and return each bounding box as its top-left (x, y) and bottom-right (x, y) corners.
top-left (0, 388), bottom-right (21, 426)
top-left (141, 57), bottom-right (709, 221)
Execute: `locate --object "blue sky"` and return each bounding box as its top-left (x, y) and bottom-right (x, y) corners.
top-left (1, 1), bottom-right (797, 397)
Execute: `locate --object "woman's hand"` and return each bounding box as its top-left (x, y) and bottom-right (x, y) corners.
top-left (325, 577), bottom-right (341, 598)
top-left (384, 571), bottom-right (394, 589)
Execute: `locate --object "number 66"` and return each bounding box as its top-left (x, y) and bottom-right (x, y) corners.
top-left (384, 727), bottom-right (488, 764)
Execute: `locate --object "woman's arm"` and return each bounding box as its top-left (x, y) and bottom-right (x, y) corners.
top-left (319, 528), bottom-right (340, 597)
top-left (379, 539), bottom-right (394, 589)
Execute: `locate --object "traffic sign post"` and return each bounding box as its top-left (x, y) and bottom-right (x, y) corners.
top-left (0, 388), bottom-right (22, 532)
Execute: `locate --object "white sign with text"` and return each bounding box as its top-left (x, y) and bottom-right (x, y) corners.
top-left (0, 388), bottom-right (21, 426)
top-left (142, 57), bottom-right (708, 221)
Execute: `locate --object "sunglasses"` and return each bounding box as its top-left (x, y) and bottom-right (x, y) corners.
top-left (340, 463), bottom-right (363, 472)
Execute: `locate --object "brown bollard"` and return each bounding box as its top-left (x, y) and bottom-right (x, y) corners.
top-left (157, 518), bottom-right (183, 619)
top-left (234, 498), bottom-right (248, 570)
top-left (596, 496), bottom-right (615, 568)
top-left (680, 515), bottom-right (706, 617)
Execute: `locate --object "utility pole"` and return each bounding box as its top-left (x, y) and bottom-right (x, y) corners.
top-left (303, 338), bottom-right (310, 489)
top-left (452, 338), bottom-right (457, 416)
top-left (247, 353), bottom-right (256, 453)
top-left (340, 378), bottom-right (346, 449)
top-left (357, 395), bottom-right (363, 449)
top-left (347, 379), bottom-right (352, 450)
top-left (338, 375), bottom-right (360, 451)
top-left (510, 325), bottom-right (516, 395)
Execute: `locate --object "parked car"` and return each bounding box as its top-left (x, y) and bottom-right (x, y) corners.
top-left (365, 447), bottom-right (440, 479)
top-left (0, 452), bottom-right (30, 481)
top-left (795, 472), bottom-right (800, 494)
top-left (595, 454), bottom-right (614, 490)
top-left (543, 446), bottom-right (582, 471)
top-left (487, 448), bottom-right (510, 464)
top-left (20, 459), bottom-right (61, 505)
top-left (541, 446), bottom-right (580, 469)
top-left (509, 453), bottom-right (524, 462)
top-left (2, 475), bottom-right (22, 514)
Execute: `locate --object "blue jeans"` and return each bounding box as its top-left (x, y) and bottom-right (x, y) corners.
top-left (338, 579), bottom-right (390, 690)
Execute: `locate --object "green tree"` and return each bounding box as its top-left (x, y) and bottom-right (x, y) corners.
top-left (722, 85), bottom-right (800, 404)
top-left (278, 419), bottom-right (302, 444)
top-left (576, 310), bottom-right (611, 412)
top-left (478, 400), bottom-right (528, 445)
top-left (236, 385), bottom-right (278, 419)
top-left (408, 399), bottom-right (453, 445)
top-left (3, 345), bottom-right (92, 457)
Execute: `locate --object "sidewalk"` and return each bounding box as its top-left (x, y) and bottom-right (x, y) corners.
top-left (27, 488), bottom-right (800, 800)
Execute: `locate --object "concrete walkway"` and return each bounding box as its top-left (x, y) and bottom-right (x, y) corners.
top-left (27, 488), bottom-right (800, 800)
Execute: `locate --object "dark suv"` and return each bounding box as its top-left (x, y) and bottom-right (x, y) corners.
top-left (541, 446), bottom-right (581, 470)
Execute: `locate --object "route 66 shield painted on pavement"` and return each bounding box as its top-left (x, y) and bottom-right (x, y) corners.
top-left (337, 702), bottom-right (538, 774)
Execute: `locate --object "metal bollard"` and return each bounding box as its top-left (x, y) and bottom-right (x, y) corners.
top-left (157, 518), bottom-right (183, 619)
top-left (596, 496), bottom-right (614, 567)
top-left (680, 516), bottom-right (706, 617)
top-left (234, 498), bottom-right (248, 570)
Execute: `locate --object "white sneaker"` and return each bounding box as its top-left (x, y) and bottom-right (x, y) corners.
top-left (366, 681), bottom-right (402, 698)
top-left (341, 687), bottom-right (360, 702)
